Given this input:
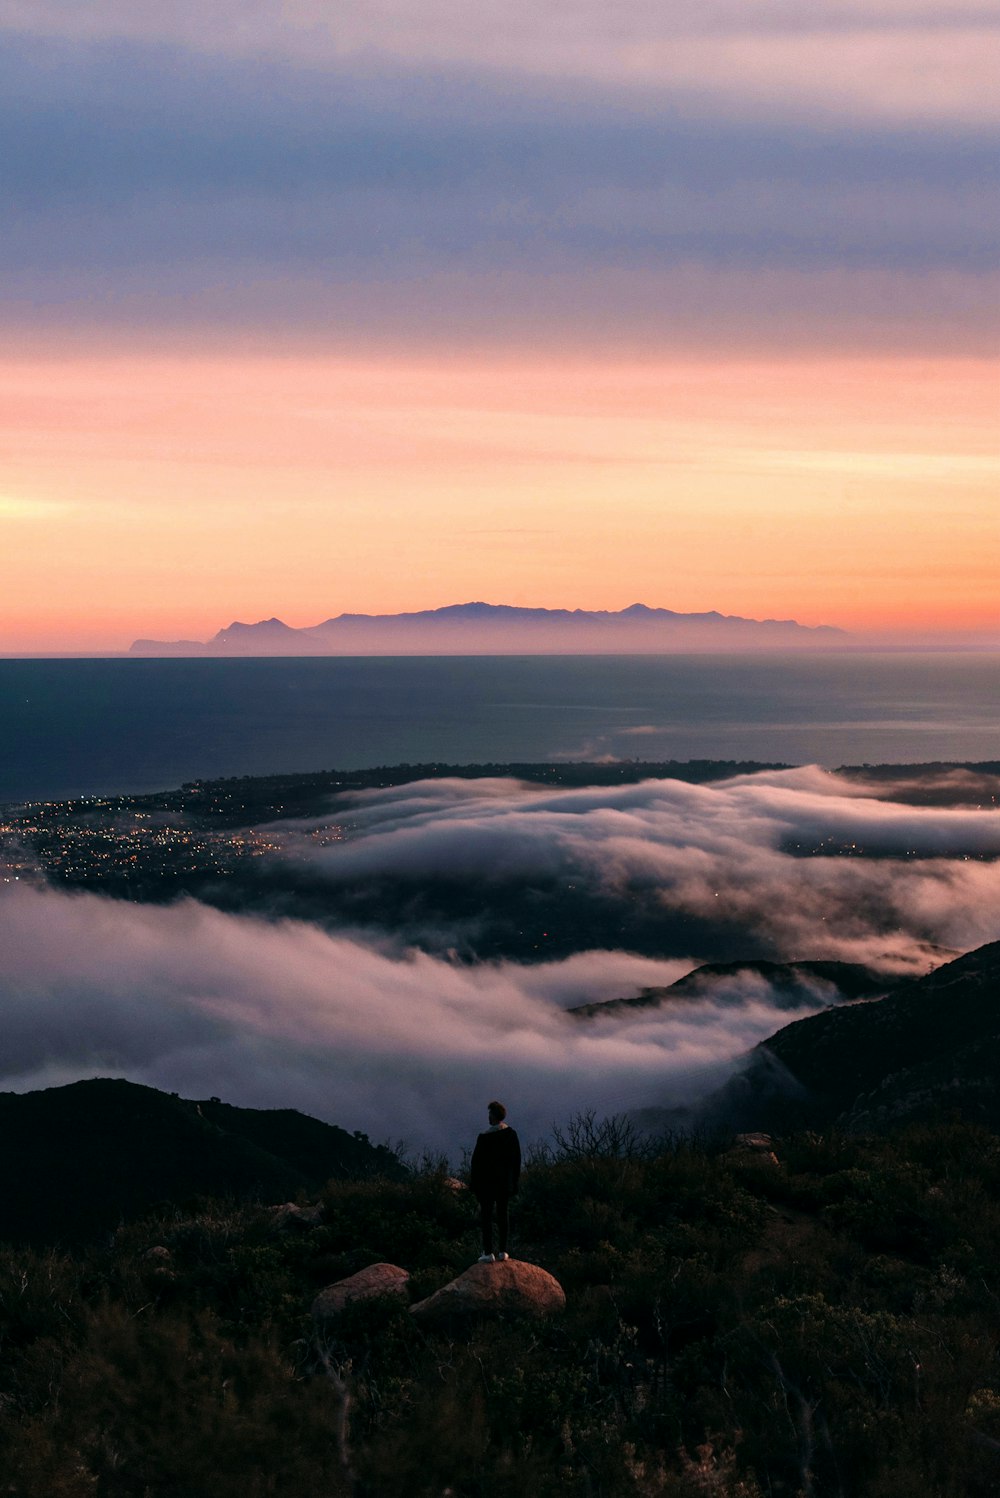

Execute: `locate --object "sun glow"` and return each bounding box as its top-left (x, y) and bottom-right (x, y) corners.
top-left (0, 349), bottom-right (995, 651)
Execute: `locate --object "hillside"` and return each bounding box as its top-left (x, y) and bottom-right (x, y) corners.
top-left (3, 1111), bottom-right (1000, 1494)
top-left (0, 1078), bottom-right (403, 1247)
top-left (708, 940), bottom-right (1000, 1133)
top-left (3, 994), bottom-right (1000, 1491)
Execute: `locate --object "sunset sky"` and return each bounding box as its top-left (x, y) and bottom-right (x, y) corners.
top-left (1, 1), bottom-right (997, 652)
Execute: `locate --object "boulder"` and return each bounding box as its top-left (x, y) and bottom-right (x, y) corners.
top-left (410, 1260), bottom-right (565, 1326)
top-left (269, 1201), bottom-right (323, 1230)
top-left (312, 1262), bottom-right (410, 1320)
top-left (734, 1132), bottom-right (776, 1152)
top-left (728, 1132), bottom-right (779, 1166)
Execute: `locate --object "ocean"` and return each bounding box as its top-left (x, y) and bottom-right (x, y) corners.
top-left (1, 653), bottom-right (998, 803)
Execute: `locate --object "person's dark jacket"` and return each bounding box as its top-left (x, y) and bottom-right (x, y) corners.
top-left (470, 1124), bottom-right (521, 1200)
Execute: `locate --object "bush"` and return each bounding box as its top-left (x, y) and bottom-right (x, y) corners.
top-left (5, 1117), bottom-right (1000, 1494)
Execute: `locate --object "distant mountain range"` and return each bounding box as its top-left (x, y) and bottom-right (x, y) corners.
top-left (130, 602), bottom-right (847, 656)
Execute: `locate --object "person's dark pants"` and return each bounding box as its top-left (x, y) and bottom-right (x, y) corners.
top-left (479, 1193), bottom-right (510, 1255)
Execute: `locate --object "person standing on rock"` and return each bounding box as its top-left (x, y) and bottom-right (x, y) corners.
top-left (470, 1100), bottom-right (521, 1263)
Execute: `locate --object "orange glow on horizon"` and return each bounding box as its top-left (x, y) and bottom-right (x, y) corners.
top-left (0, 349), bottom-right (996, 652)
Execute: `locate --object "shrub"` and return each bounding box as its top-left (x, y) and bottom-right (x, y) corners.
top-left (6, 1116), bottom-right (1000, 1495)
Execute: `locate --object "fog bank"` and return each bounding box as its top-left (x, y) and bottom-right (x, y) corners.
top-left (1, 885), bottom-right (833, 1152)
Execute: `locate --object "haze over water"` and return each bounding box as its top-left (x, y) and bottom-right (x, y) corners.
top-left (2, 653), bottom-right (998, 803)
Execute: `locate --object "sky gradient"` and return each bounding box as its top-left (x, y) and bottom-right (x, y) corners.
top-left (1, 1), bottom-right (997, 651)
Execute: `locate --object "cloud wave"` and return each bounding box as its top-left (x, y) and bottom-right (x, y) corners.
top-left (4, 766), bottom-right (998, 1152)
top-left (270, 766), bottom-right (1000, 971)
top-left (1, 884), bottom-right (817, 1151)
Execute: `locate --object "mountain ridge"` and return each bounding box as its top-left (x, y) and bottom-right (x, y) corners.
top-left (5, 940), bottom-right (1000, 1246)
top-left (131, 601), bottom-right (847, 656)
top-left (569, 958), bottom-right (904, 1020)
top-left (696, 940), bottom-right (1000, 1134)
top-left (0, 1078), bottom-right (405, 1247)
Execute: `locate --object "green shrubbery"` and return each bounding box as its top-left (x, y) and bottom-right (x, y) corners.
top-left (3, 1118), bottom-right (1000, 1495)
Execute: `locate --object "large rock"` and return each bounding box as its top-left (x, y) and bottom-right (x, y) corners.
top-left (727, 1132), bottom-right (780, 1166)
top-left (312, 1262), bottom-right (410, 1320)
top-left (410, 1260), bottom-right (565, 1326)
top-left (270, 1201), bottom-right (323, 1230)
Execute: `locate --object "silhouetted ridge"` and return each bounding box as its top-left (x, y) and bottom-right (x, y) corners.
top-left (569, 958), bottom-right (899, 1019)
top-left (709, 940), bottom-right (1000, 1132)
top-left (0, 1078), bottom-right (404, 1247)
top-left (130, 601), bottom-right (847, 655)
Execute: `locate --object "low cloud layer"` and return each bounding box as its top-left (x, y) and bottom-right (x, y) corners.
top-left (4, 767), bottom-right (998, 1152)
top-left (269, 767), bottom-right (1000, 973)
top-left (1, 884), bottom-right (821, 1152)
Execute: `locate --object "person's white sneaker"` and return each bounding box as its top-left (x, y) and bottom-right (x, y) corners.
top-left (477, 1253), bottom-right (495, 1263)
top-left (496, 1252), bottom-right (510, 1261)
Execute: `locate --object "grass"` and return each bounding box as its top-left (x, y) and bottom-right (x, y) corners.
top-left (2, 1116), bottom-right (1000, 1495)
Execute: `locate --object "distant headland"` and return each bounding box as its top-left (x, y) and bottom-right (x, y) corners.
top-left (130, 602), bottom-right (848, 656)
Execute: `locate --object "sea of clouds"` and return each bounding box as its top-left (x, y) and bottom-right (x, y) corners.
top-left (269, 766), bottom-right (1000, 969)
top-left (3, 767), bottom-right (999, 1152)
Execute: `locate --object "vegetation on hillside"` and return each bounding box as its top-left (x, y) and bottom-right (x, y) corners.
top-left (3, 1114), bottom-right (1000, 1495)
top-left (0, 1079), bottom-right (404, 1248)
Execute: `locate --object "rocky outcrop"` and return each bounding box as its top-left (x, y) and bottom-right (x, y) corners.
top-left (269, 1201), bottom-right (323, 1230)
top-left (312, 1263), bottom-right (410, 1320)
top-left (410, 1260), bottom-right (565, 1326)
top-left (727, 1133), bottom-right (780, 1166)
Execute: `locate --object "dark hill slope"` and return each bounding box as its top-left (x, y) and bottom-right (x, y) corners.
top-left (0, 1078), bottom-right (403, 1247)
top-left (713, 941), bottom-right (1000, 1132)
